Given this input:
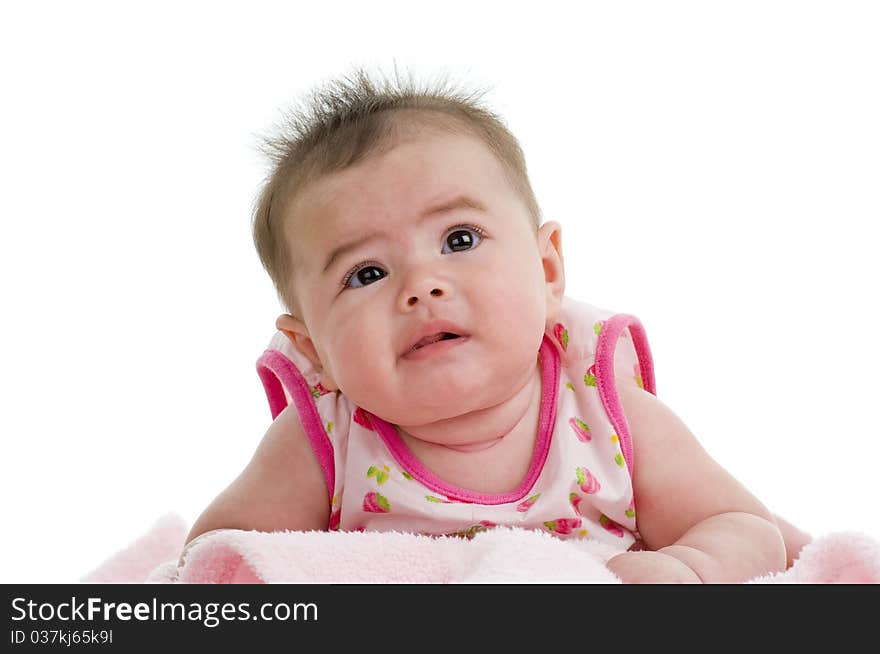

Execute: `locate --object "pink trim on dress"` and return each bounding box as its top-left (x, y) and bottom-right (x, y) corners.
top-left (592, 314), bottom-right (656, 477)
top-left (255, 350), bottom-right (336, 503)
top-left (368, 335), bottom-right (561, 505)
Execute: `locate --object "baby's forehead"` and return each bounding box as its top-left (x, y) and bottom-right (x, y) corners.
top-left (294, 132), bottom-right (509, 219)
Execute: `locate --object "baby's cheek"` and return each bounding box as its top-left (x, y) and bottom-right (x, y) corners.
top-left (485, 286), bottom-right (545, 342)
top-left (330, 345), bottom-right (390, 405)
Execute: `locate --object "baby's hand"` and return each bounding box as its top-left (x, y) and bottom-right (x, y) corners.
top-left (606, 551), bottom-right (702, 584)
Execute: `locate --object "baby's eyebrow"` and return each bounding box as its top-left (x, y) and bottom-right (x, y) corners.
top-left (321, 195), bottom-right (486, 273)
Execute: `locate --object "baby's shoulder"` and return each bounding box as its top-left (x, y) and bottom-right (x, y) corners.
top-left (557, 296), bottom-right (620, 331)
top-left (550, 297), bottom-right (619, 356)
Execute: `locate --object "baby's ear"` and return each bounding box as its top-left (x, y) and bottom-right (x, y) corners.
top-left (275, 314), bottom-right (339, 391)
top-left (538, 220), bottom-right (565, 315)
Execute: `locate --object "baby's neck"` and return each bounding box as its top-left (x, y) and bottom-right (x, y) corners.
top-left (395, 359), bottom-right (542, 454)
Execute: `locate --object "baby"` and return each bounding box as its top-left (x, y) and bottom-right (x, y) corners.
top-left (183, 68), bottom-right (811, 583)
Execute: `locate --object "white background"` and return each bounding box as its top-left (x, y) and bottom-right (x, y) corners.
top-left (2, 1), bottom-right (878, 583)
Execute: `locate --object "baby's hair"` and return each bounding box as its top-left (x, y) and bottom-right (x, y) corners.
top-left (251, 63), bottom-right (543, 317)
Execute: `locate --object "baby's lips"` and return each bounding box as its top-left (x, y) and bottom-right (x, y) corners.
top-left (401, 319), bottom-right (469, 356)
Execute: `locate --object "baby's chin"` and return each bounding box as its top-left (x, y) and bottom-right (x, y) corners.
top-left (343, 342), bottom-right (540, 425)
top-left (373, 394), bottom-right (492, 427)
top-left (356, 381), bottom-right (499, 427)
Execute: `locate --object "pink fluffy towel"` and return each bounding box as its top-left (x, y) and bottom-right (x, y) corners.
top-left (79, 513), bottom-right (880, 584)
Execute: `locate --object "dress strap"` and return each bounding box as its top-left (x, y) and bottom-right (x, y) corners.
top-left (593, 314), bottom-right (656, 476)
top-left (255, 345), bottom-right (336, 502)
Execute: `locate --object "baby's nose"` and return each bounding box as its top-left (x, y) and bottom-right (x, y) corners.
top-left (405, 287), bottom-right (444, 307)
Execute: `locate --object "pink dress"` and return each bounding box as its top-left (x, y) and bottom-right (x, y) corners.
top-left (256, 296), bottom-right (656, 551)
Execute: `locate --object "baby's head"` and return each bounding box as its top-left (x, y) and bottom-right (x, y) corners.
top-left (252, 67), bottom-right (565, 429)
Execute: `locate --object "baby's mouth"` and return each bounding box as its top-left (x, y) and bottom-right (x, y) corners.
top-left (410, 332), bottom-right (461, 353)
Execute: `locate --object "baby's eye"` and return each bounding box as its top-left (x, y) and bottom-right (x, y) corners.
top-left (343, 264), bottom-right (387, 289)
top-left (442, 225), bottom-right (484, 254)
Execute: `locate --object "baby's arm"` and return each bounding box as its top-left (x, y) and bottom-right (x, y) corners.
top-left (178, 403), bottom-right (330, 565)
top-left (606, 379), bottom-right (788, 583)
top-left (773, 513), bottom-right (812, 568)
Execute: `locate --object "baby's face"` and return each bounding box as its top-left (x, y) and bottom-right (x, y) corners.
top-left (279, 129), bottom-right (564, 429)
